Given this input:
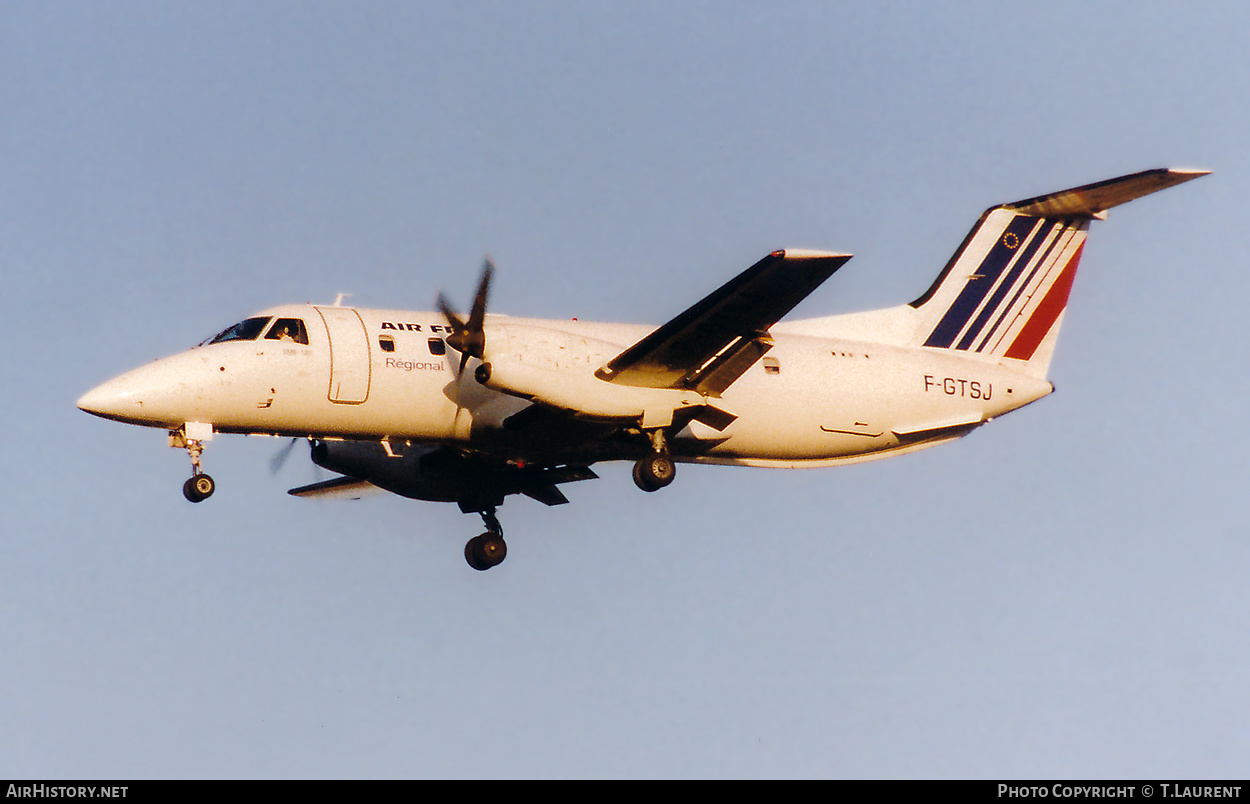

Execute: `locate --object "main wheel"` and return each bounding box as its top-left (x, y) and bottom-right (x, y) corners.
top-left (183, 473), bottom-right (216, 503)
top-left (633, 452), bottom-right (675, 492)
top-left (465, 532), bottom-right (507, 570)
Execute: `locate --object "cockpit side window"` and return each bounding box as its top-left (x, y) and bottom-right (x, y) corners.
top-left (264, 318), bottom-right (309, 345)
top-left (206, 317), bottom-right (272, 345)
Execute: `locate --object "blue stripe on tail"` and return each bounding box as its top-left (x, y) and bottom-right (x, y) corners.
top-left (954, 219), bottom-right (1052, 351)
top-left (922, 215), bottom-right (1041, 349)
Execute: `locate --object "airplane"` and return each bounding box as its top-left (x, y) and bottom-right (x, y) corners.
top-left (78, 168), bottom-right (1207, 570)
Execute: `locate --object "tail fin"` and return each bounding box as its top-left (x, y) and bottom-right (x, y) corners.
top-left (910, 168), bottom-right (1208, 377)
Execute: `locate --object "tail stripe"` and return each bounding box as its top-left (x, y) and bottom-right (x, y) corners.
top-left (1003, 242), bottom-right (1084, 361)
top-left (922, 215), bottom-right (1042, 349)
top-left (973, 222), bottom-right (1080, 354)
top-left (954, 219), bottom-right (1055, 351)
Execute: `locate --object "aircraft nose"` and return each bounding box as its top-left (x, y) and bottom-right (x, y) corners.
top-left (77, 376), bottom-right (139, 422)
top-left (77, 356), bottom-right (196, 427)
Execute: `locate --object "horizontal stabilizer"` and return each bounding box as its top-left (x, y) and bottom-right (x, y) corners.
top-left (1005, 168), bottom-right (1209, 219)
top-left (288, 476), bottom-right (377, 499)
top-left (522, 484), bottom-right (570, 506)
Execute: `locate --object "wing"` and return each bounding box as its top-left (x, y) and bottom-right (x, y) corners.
top-left (594, 249), bottom-right (851, 395)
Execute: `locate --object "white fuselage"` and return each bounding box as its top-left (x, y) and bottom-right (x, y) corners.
top-left (79, 302), bottom-right (1055, 469)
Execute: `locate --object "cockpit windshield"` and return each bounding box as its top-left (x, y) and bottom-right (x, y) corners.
top-left (263, 317), bottom-right (309, 345)
top-left (203, 317), bottom-right (273, 346)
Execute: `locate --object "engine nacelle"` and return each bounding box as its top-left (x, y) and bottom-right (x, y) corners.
top-left (477, 356), bottom-right (707, 427)
top-left (310, 439), bottom-right (403, 479)
top-left (477, 324), bottom-right (711, 428)
top-left (310, 438), bottom-right (591, 511)
top-left (311, 440), bottom-right (497, 505)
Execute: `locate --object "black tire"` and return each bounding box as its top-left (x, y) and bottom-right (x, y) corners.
top-left (183, 474), bottom-right (215, 503)
top-left (465, 537), bottom-right (489, 571)
top-left (465, 532), bottom-right (507, 570)
top-left (633, 453), bottom-right (675, 492)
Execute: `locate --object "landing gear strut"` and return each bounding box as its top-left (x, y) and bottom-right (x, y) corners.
top-left (464, 507), bottom-right (507, 571)
top-left (172, 426), bottom-right (216, 503)
top-left (633, 429), bottom-right (676, 492)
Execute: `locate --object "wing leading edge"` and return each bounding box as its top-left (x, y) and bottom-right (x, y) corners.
top-left (595, 249), bottom-right (851, 394)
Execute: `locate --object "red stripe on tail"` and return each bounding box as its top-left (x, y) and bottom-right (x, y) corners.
top-left (1004, 242), bottom-right (1084, 361)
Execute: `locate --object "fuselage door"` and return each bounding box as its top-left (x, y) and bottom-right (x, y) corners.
top-left (315, 306), bottom-right (371, 404)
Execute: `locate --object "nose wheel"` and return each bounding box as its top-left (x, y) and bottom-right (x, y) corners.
top-left (172, 426), bottom-right (216, 503)
top-left (464, 508), bottom-right (507, 571)
top-left (183, 473), bottom-right (216, 503)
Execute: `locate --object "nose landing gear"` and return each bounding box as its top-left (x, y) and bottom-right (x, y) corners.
top-left (171, 424), bottom-right (216, 503)
top-left (464, 507), bottom-right (507, 571)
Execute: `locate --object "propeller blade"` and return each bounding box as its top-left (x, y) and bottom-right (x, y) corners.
top-left (466, 258), bottom-right (494, 342)
top-left (269, 437), bottom-right (300, 475)
top-left (438, 293), bottom-right (469, 361)
top-left (437, 258), bottom-right (495, 374)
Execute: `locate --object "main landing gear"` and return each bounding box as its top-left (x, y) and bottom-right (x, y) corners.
top-left (172, 426), bottom-right (216, 503)
top-left (464, 507), bottom-right (507, 571)
top-left (632, 429), bottom-right (676, 493)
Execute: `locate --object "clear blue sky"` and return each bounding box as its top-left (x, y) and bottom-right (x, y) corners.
top-left (3, 1), bottom-right (1247, 778)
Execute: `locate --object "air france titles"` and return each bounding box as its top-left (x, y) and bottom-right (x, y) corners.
top-left (379, 321), bottom-right (451, 372)
top-left (380, 321), bottom-right (454, 334)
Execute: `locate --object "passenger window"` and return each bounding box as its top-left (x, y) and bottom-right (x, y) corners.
top-left (378, 335), bottom-right (396, 353)
top-left (264, 318), bottom-right (309, 345)
top-left (428, 338), bottom-right (447, 356)
top-left (206, 317), bottom-right (272, 345)
top-left (763, 357), bottom-right (781, 375)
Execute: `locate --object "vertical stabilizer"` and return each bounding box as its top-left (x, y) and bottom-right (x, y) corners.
top-left (909, 168), bottom-right (1208, 377)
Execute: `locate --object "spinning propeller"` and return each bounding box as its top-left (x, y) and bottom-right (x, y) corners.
top-left (270, 437), bottom-right (301, 475)
top-left (269, 436), bottom-right (322, 483)
top-left (438, 258), bottom-right (494, 377)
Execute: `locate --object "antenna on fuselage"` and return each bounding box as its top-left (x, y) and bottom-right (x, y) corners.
top-left (332, 293), bottom-right (352, 307)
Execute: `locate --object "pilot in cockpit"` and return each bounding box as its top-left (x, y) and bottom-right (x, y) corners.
top-left (265, 318), bottom-right (308, 345)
